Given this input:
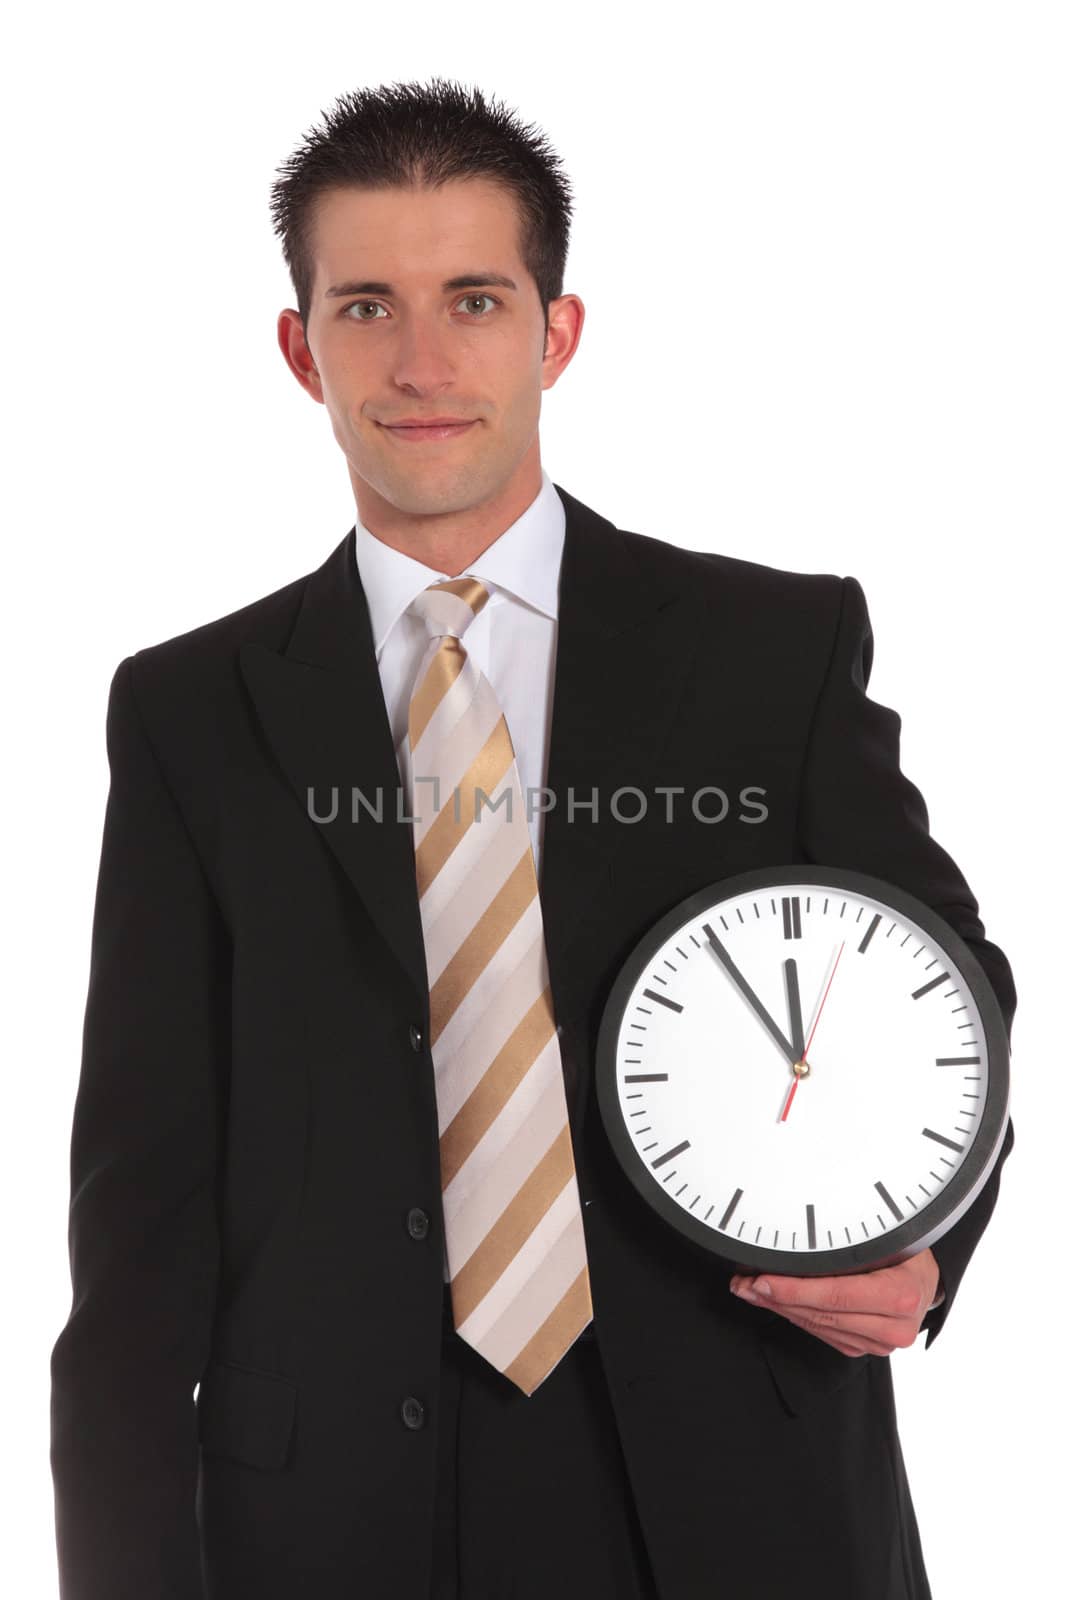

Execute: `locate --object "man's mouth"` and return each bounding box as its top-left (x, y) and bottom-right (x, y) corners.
top-left (379, 420), bottom-right (477, 442)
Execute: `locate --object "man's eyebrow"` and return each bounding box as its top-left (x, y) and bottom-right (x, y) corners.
top-left (324, 272), bottom-right (518, 299)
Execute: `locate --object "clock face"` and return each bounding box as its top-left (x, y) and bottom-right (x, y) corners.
top-left (595, 866), bottom-right (1010, 1275)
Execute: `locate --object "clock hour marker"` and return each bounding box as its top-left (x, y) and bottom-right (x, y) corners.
top-left (624, 1073), bottom-right (669, 1082)
top-left (782, 895), bottom-right (803, 939)
top-left (651, 1140), bottom-right (691, 1169)
top-left (806, 1204), bottom-right (816, 1248)
top-left (874, 1181), bottom-right (904, 1222)
top-left (719, 1187), bottom-right (742, 1230)
top-left (857, 912), bottom-right (882, 953)
top-left (642, 987), bottom-right (683, 1012)
top-left (923, 1127), bottom-right (965, 1154)
top-left (912, 971), bottom-right (950, 999)
top-left (936, 1056), bottom-right (980, 1066)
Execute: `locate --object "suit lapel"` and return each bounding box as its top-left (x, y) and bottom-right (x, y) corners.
top-left (539, 486), bottom-right (696, 1004)
top-left (239, 528), bottom-right (430, 1013)
top-left (238, 483), bottom-right (698, 1018)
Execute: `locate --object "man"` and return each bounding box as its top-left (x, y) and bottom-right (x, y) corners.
top-left (50, 79), bottom-right (1015, 1600)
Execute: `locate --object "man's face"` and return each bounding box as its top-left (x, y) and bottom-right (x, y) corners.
top-left (284, 178), bottom-right (579, 526)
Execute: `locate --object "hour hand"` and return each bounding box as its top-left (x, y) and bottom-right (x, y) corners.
top-left (704, 925), bottom-right (796, 1066)
top-left (784, 957), bottom-right (806, 1060)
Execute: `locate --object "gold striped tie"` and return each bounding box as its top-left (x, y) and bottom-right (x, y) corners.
top-left (404, 576), bottom-right (594, 1396)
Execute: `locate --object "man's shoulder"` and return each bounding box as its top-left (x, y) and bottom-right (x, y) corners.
top-left (609, 517), bottom-right (845, 614)
top-left (130, 570), bottom-right (310, 670)
top-left (101, 543), bottom-right (334, 752)
top-left (113, 539), bottom-right (330, 724)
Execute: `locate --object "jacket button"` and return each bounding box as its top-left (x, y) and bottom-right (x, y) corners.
top-left (409, 1023), bottom-right (424, 1052)
top-left (401, 1396), bottom-right (425, 1430)
top-left (407, 1207), bottom-right (430, 1241)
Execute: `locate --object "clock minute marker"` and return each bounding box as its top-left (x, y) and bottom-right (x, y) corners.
top-left (874, 1181), bottom-right (904, 1223)
top-left (718, 1187), bottom-right (742, 1231)
top-left (642, 987), bottom-right (683, 1013)
top-left (912, 971), bottom-right (950, 999)
top-left (651, 1140), bottom-right (691, 1169)
top-left (923, 1128), bottom-right (965, 1154)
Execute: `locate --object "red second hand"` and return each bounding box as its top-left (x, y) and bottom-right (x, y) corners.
top-left (779, 940), bottom-right (845, 1123)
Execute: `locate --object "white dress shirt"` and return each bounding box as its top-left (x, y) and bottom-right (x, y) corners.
top-left (354, 466), bottom-right (566, 883)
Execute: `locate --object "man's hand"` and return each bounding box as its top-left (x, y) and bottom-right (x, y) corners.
top-left (729, 1247), bottom-right (944, 1357)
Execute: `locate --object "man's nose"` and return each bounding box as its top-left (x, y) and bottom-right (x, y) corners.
top-left (388, 319), bottom-right (460, 392)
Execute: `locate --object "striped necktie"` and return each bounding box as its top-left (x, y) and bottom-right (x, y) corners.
top-left (404, 576), bottom-right (594, 1396)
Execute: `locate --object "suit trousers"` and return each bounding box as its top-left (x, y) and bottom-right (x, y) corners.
top-left (430, 1300), bottom-right (661, 1599)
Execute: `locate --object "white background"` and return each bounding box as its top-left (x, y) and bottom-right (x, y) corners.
top-left (5, 2), bottom-right (1062, 1594)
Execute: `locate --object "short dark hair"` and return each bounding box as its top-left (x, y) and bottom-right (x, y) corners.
top-left (268, 77), bottom-right (575, 345)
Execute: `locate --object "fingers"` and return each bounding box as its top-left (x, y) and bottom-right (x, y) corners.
top-left (734, 1288), bottom-right (918, 1347)
top-left (763, 1304), bottom-right (898, 1357)
top-left (730, 1263), bottom-right (924, 1322)
top-left (729, 1271), bottom-right (921, 1354)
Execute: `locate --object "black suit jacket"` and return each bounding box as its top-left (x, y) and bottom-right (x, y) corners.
top-left (50, 483), bottom-right (1016, 1599)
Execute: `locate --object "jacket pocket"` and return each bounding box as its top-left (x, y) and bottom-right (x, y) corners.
top-left (197, 1358), bottom-right (297, 1470)
top-left (758, 1322), bottom-right (871, 1419)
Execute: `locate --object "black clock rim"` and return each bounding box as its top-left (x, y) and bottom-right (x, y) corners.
top-left (594, 863), bottom-right (1011, 1276)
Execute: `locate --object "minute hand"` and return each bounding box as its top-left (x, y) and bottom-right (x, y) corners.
top-left (703, 924), bottom-right (797, 1067)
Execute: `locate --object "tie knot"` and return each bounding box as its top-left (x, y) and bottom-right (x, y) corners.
top-left (407, 576), bottom-right (490, 641)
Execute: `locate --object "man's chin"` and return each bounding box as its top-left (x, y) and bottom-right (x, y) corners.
top-left (358, 460), bottom-right (501, 519)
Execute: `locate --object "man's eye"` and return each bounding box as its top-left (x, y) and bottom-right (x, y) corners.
top-left (343, 294), bottom-right (500, 321)
top-left (456, 293), bottom-right (499, 317)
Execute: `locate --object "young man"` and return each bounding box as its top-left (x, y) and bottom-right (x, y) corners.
top-left (50, 78), bottom-right (1015, 1600)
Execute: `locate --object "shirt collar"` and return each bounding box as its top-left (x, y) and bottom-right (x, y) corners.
top-left (354, 467), bottom-right (565, 661)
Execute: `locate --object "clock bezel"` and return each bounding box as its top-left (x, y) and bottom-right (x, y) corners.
top-left (594, 863), bottom-right (1011, 1276)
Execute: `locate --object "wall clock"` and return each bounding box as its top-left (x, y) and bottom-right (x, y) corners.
top-left (595, 865), bottom-right (1011, 1274)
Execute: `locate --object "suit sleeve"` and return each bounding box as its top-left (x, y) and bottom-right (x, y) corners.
top-left (797, 575), bottom-right (1016, 1349)
top-left (50, 654), bottom-right (229, 1598)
